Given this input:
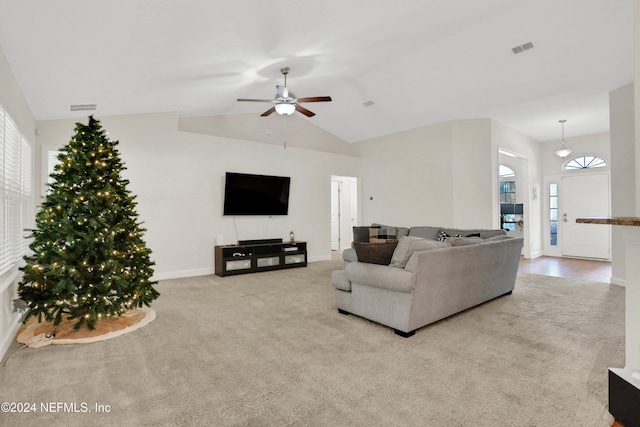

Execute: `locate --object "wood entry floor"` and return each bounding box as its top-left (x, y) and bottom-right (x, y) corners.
top-left (519, 256), bottom-right (612, 284)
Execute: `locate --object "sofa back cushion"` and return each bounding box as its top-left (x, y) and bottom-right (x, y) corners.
top-left (389, 236), bottom-right (451, 268)
top-left (408, 226), bottom-right (442, 240)
top-left (449, 236), bottom-right (483, 246)
top-left (442, 228), bottom-right (506, 239)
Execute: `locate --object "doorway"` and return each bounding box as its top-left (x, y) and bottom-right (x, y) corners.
top-left (561, 173), bottom-right (610, 259)
top-left (331, 176), bottom-right (358, 251)
top-left (498, 148), bottom-right (530, 257)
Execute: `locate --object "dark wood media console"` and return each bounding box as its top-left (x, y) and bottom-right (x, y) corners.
top-left (215, 240), bottom-right (307, 277)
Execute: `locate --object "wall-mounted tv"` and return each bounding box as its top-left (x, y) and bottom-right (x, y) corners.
top-left (223, 172), bottom-right (291, 216)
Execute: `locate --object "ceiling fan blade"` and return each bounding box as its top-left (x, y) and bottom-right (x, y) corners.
top-left (295, 104), bottom-right (315, 117)
top-left (277, 85), bottom-right (289, 98)
top-left (237, 98), bottom-right (274, 102)
top-left (296, 96), bottom-right (332, 103)
top-left (260, 107), bottom-right (276, 117)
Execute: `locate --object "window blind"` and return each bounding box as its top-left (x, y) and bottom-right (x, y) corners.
top-left (0, 105), bottom-right (32, 276)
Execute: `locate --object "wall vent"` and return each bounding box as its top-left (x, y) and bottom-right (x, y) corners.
top-left (69, 103), bottom-right (97, 112)
top-left (512, 42), bottom-right (534, 54)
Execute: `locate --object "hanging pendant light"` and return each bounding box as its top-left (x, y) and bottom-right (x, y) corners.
top-left (555, 119), bottom-right (572, 158)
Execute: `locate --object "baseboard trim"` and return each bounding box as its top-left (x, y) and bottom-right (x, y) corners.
top-left (610, 276), bottom-right (626, 287)
top-left (152, 267), bottom-right (215, 281)
top-left (1, 313), bottom-right (23, 362)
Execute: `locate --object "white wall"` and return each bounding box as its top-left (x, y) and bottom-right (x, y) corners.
top-left (35, 112), bottom-right (362, 280)
top-left (610, 83), bottom-right (635, 285)
top-left (0, 45), bottom-right (36, 360)
top-left (451, 120), bottom-right (494, 228)
top-left (540, 131), bottom-right (611, 177)
top-left (355, 119), bottom-right (499, 228)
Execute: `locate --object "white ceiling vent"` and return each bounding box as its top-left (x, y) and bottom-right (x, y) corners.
top-left (69, 103), bottom-right (97, 112)
top-left (512, 42), bottom-right (534, 54)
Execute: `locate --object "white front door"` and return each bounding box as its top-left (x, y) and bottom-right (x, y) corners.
top-left (562, 173), bottom-right (610, 259)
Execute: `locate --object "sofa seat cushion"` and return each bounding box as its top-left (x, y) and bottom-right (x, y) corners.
top-left (389, 236), bottom-right (452, 268)
top-left (346, 262), bottom-right (416, 293)
top-left (354, 241), bottom-right (399, 265)
top-left (332, 270), bottom-right (351, 292)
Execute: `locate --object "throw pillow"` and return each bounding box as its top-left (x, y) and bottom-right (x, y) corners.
top-left (353, 225), bottom-right (380, 243)
top-left (372, 223), bottom-right (410, 238)
top-left (389, 236), bottom-right (452, 268)
top-left (368, 226), bottom-right (397, 243)
top-left (436, 230), bottom-right (462, 242)
top-left (354, 241), bottom-right (399, 265)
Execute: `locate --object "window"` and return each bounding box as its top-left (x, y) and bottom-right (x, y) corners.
top-left (564, 156), bottom-right (606, 170)
top-left (500, 181), bottom-right (516, 204)
top-left (0, 105), bottom-right (32, 276)
top-left (549, 183), bottom-right (558, 246)
top-left (498, 164), bottom-right (515, 178)
top-left (499, 165), bottom-right (517, 231)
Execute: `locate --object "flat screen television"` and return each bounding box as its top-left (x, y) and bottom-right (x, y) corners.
top-left (223, 172), bottom-right (291, 216)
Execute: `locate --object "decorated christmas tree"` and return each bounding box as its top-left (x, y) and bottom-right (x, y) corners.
top-left (19, 116), bottom-right (159, 330)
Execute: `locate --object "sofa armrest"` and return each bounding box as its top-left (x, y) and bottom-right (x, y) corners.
top-left (345, 262), bottom-right (416, 293)
top-left (342, 247), bottom-right (357, 263)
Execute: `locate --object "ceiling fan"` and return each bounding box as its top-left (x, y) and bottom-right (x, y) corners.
top-left (237, 67), bottom-right (332, 117)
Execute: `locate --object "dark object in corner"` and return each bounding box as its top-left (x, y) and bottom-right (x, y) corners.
top-left (394, 329), bottom-right (416, 338)
top-left (609, 368), bottom-right (640, 427)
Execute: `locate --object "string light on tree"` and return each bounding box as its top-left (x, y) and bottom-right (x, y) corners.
top-left (19, 115), bottom-right (159, 331)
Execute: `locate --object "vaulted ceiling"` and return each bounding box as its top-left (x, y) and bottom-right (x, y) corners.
top-left (0, 0), bottom-right (632, 143)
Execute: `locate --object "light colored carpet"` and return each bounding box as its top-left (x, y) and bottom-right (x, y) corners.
top-left (0, 258), bottom-right (624, 426)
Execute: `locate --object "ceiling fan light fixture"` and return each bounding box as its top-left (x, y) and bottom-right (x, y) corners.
top-left (275, 103), bottom-right (295, 116)
top-left (554, 119), bottom-right (572, 158)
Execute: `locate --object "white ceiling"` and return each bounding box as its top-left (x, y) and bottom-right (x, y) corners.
top-left (0, 0), bottom-right (633, 143)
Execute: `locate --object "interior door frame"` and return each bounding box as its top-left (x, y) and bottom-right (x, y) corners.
top-left (561, 172), bottom-right (611, 259)
top-left (330, 175), bottom-right (359, 251)
top-left (497, 147), bottom-right (531, 258)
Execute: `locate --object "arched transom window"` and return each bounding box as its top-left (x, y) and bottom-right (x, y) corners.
top-left (499, 164), bottom-right (515, 178)
top-left (564, 156), bottom-right (606, 170)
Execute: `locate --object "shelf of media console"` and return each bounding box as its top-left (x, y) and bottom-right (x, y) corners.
top-left (214, 240), bottom-right (307, 277)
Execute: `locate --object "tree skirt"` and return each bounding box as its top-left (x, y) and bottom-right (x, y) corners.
top-left (15, 307), bottom-right (156, 348)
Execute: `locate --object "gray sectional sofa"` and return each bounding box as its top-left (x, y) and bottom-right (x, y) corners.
top-left (332, 224), bottom-right (524, 337)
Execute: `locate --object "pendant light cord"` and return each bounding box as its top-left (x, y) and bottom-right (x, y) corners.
top-left (283, 114), bottom-right (287, 149)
